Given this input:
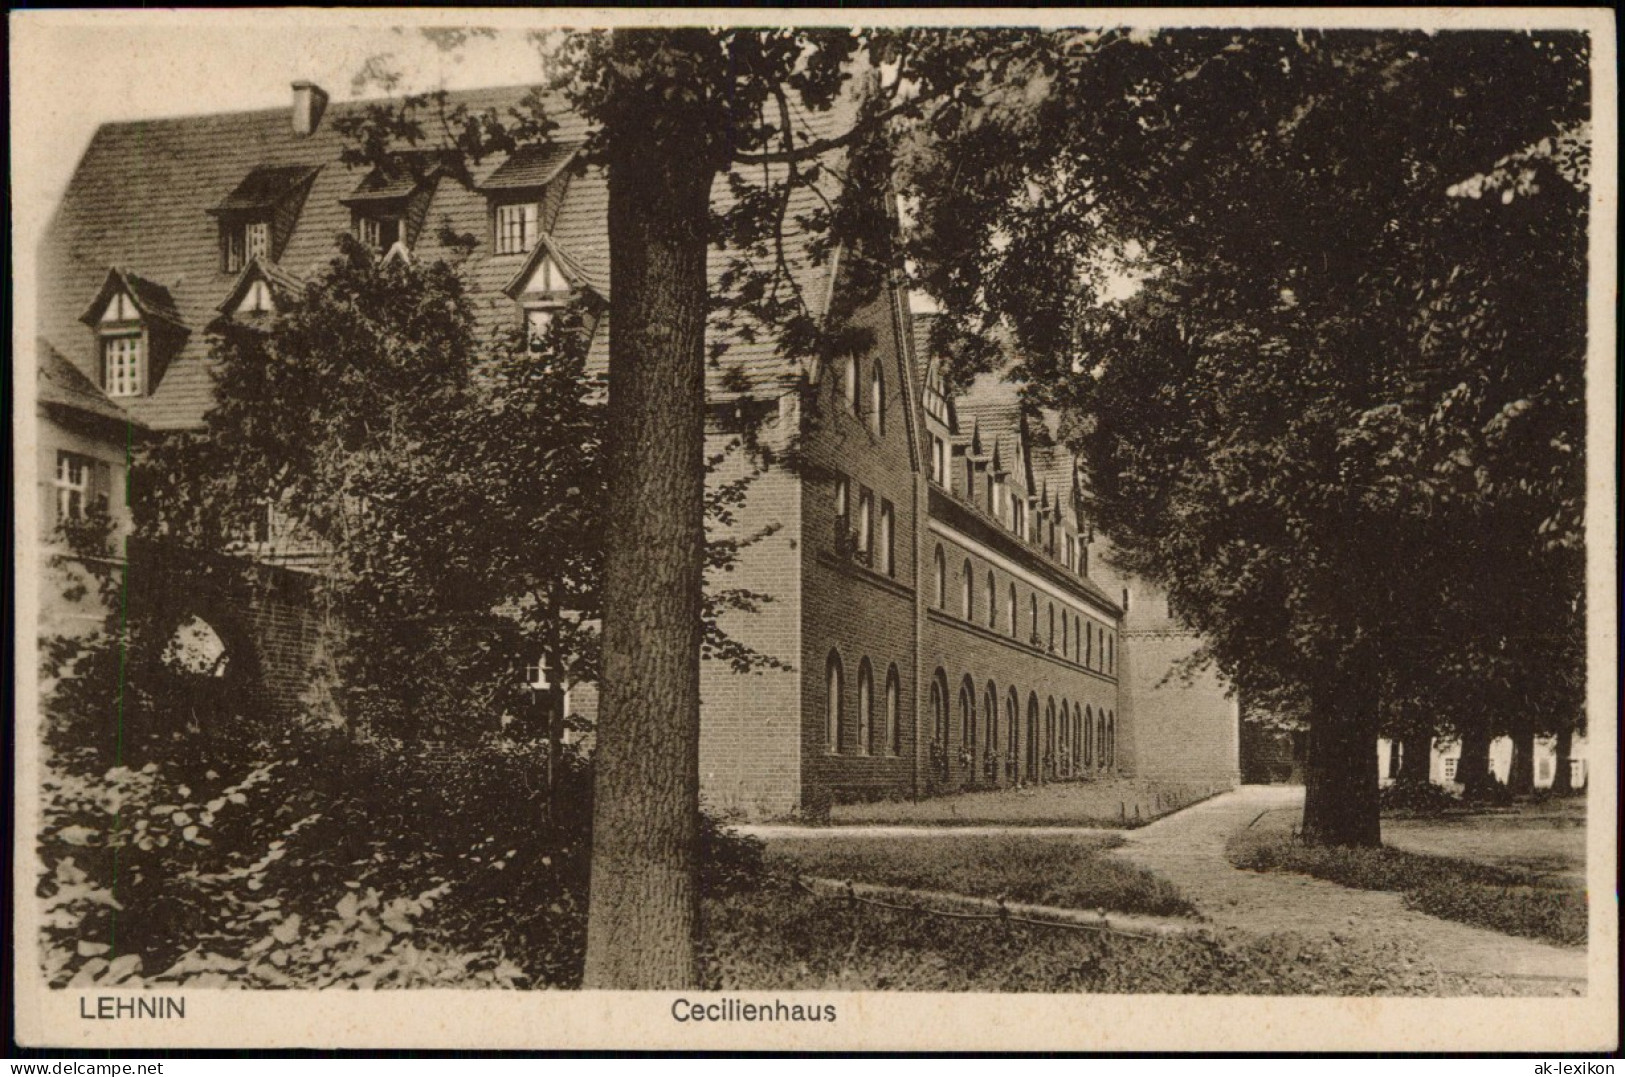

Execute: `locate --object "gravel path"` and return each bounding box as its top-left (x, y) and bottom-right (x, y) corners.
top-left (1108, 785), bottom-right (1588, 992)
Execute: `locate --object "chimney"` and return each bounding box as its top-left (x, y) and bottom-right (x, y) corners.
top-left (291, 81), bottom-right (329, 138)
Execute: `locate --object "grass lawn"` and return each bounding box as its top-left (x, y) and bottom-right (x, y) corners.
top-left (699, 882), bottom-right (1558, 995)
top-left (829, 778), bottom-right (1222, 828)
top-left (1226, 828), bottom-right (1587, 948)
top-left (763, 833), bottom-right (1195, 917)
top-left (1383, 796), bottom-right (1586, 884)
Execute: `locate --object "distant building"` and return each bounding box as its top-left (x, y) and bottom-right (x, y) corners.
top-left (36, 81), bottom-right (1241, 818)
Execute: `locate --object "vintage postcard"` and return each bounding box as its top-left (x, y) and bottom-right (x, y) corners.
top-left (10, 7), bottom-right (1618, 1053)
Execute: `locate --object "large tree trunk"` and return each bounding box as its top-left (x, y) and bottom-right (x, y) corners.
top-left (1507, 727), bottom-right (1536, 796)
top-left (583, 29), bottom-right (720, 990)
top-left (1300, 671), bottom-right (1382, 847)
top-left (1455, 725), bottom-right (1494, 800)
top-left (1397, 730), bottom-right (1433, 785)
top-left (1552, 726), bottom-right (1575, 795)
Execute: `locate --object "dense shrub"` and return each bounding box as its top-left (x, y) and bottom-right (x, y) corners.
top-left (1380, 780), bottom-right (1463, 817)
top-left (38, 709), bottom-right (767, 989)
top-left (1227, 832), bottom-right (1586, 948)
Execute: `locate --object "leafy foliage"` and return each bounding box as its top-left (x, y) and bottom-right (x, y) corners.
top-left (899, 30), bottom-right (1591, 841)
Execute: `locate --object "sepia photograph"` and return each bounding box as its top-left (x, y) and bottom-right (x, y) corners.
top-left (9, 7), bottom-right (1618, 1054)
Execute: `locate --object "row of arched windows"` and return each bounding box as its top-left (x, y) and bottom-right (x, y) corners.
top-left (932, 544), bottom-right (1116, 675)
top-left (825, 652), bottom-right (902, 756)
top-left (926, 668), bottom-right (1115, 783)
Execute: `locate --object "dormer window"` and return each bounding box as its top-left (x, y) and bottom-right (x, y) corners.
top-left (102, 334), bottom-right (143, 397)
top-left (81, 268), bottom-right (187, 400)
top-left (356, 213), bottom-right (402, 253)
top-left (211, 164), bottom-right (319, 273)
top-left (495, 201), bottom-right (540, 255)
top-left (343, 153), bottom-right (441, 258)
top-left (223, 220), bottom-right (271, 273)
top-left (480, 143), bottom-right (579, 257)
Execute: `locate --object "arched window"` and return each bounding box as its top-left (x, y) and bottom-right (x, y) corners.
top-left (885, 665), bottom-right (901, 755)
top-left (1107, 712), bottom-right (1116, 769)
top-left (1048, 603), bottom-right (1056, 651)
top-left (961, 559), bottom-right (974, 621)
top-left (1026, 693), bottom-right (1041, 781)
top-left (959, 677), bottom-right (976, 759)
top-left (986, 571), bottom-right (997, 628)
top-left (1058, 701), bottom-right (1069, 775)
top-left (984, 681), bottom-right (998, 777)
top-left (869, 361), bottom-right (885, 435)
top-left (1086, 623), bottom-right (1094, 667)
top-left (1061, 611), bottom-right (1068, 656)
top-left (1074, 705), bottom-right (1083, 773)
top-left (1107, 633), bottom-right (1114, 674)
top-left (1046, 698), bottom-right (1056, 776)
top-left (839, 354), bottom-right (858, 414)
top-left (825, 651), bottom-right (843, 752)
top-left (1097, 710), bottom-right (1107, 770)
top-left (1006, 688), bottom-right (1020, 781)
top-left (1075, 615), bottom-right (1082, 663)
top-left (1029, 595), bottom-right (1039, 642)
top-left (857, 659), bottom-right (873, 756)
top-left (934, 546), bottom-right (946, 609)
top-left (1008, 584), bottom-right (1018, 637)
top-left (1084, 705), bottom-right (1094, 767)
top-left (931, 670), bottom-right (949, 746)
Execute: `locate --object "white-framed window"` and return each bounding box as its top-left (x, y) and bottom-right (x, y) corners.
top-left (837, 354), bottom-right (859, 415)
top-left (869, 362), bottom-right (885, 435)
top-left (102, 334), bottom-right (143, 397)
top-left (524, 652), bottom-right (554, 690)
top-left (356, 214), bottom-right (402, 252)
top-left (857, 660), bottom-right (873, 756)
top-left (495, 201), bottom-right (540, 255)
top-left (878, 500), bottom-right (894, 576)
top-left (55, 452), bottom-right (91, 523)
top-left (223, 219), bottom-right (271, 273)
top-left (856, 490), bottom-right (873, 557)
top-left (834, 475), bottom-right (849, 527)
top-left (1443, 757), bottom-right (1458, 781)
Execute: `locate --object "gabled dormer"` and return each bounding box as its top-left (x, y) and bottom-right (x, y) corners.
top-left (212, 258), bottom-right (303, 330)
top-left (502, 236), bottom-right (602, 348)
top-left (79, 269), bottom-right (188, 398)
top-left (342, 152), bottom-right (443, 256)
top-left (480, 142), bottom-right (580, 257)
top-left (209, 164), bottom-right (320, 273)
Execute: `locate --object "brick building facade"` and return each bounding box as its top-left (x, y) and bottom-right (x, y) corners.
top-left (36, 81), bottom-right (1241, 820)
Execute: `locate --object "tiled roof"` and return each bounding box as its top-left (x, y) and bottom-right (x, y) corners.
top-left (480, 143), bottom-right (579, 191)
top-left (211, 164), bottom-right (321, 214)
top-left (38, 84), bottom-right (862, 430)
top-left (37, 338), bottom-right (145, 428)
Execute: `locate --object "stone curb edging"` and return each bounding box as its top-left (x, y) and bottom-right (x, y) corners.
top-left (796, 875), bottom-right (1204, 938)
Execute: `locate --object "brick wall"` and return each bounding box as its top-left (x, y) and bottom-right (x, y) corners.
top-left (697, 428), bottom-right (804, 819)
top-left (921, 527), bottom-right (1120, 794)
top-left (798, 282), bottom-right (922, 814)
top-left (1090, 553), bottom-right (1240, 789)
